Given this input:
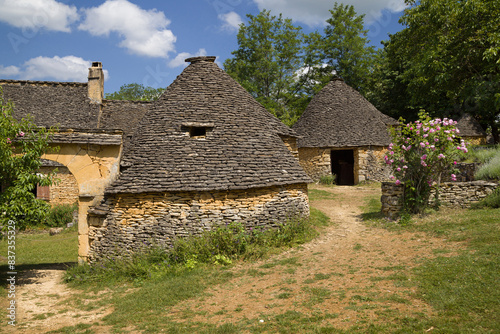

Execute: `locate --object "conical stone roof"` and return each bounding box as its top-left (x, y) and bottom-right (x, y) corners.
top-left (292, 79), bottom-right (397, 148)
top-left (106, 56), bottom-right (311, 194)
top-left (456, 113), bottom-right (486, 137)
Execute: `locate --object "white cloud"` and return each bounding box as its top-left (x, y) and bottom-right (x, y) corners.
top-left (79, 0), bottom-right (176, 58)
top-left (2, 56), bottom-right (109, 82)
top-left (218, 11), bottom-right (243, 32)
top-left (0, 0), bottom-right (78, 32)
top-left (0, 65), bottom-right (21, 77)
top-left (168, 49), bottom-right (208, 68)
top-left (252, 0), bottom-right (406, 26)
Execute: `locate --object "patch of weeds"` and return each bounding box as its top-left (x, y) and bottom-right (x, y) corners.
top-left (47, 323), bottom-right (94, 334)
top-left (278, 256), bottom-right (301, 266)
top-left (302, 286), bottom-right (332, 306)
top-left (33, 312), bottom-right (55, 320)
top-left (247, 269), bottom-right (268, 277)
top-left (283, 277), bottom-right (297, 284)
top-left (376, 265), bottom-right (406, 271)
top-left (384, 294), bottom-right (410, 304)
top-left (308, 188), bottom-right (336, 201)
top-left (351, 295), bottom-right (373, 302)
top-left (353, 243), bottom-right (363, 251)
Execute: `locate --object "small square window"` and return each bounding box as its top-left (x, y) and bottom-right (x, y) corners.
top-left (189, 127), bottom-right (207, 138)
top-left (181, 123), bottom-right (214, 139)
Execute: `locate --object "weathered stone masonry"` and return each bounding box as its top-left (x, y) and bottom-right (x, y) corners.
top-left (381, 181), bottom-right (499, 218)
top-left (88, 184), bottom-right (309, 262)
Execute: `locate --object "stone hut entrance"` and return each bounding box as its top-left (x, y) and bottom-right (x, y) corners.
top-left (331, 150), bottom-right (354, 185)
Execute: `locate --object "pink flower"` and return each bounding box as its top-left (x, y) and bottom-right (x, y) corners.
top-left (6, 138), bottom-right (11, 143)
top-left (421, 154), bottom-right (427, 160)
top-left (18, 131), bottom-right (25, 137)
top-left (435, 138), bottom-right (439, 142)
top-left (451, 174), bottom-right (457, 181)
top-left (421, 160), bottom-right (427, 167)
top-left (397, 167), bottom-right (401, 172)
top-left (456, 129), bottom-right (460, 134)
top-left (403, 165), bottom-right (408, 169)
top-left (420, 142), bottom-right (426, 148)
top-left (395, 180), bottom-right (401, 185)
top-left (454, 161), bottom-right (457, 165)
top-left (390, 175), bottom-right (395, 180)
top-left (423, 134), bottom-right (428, 138)
top-left (447, 137), bottom-right (452, 141)
top-left (390, 151), bottom-right (394, 155)
top-left (438, 153), bottom-right (445, 159)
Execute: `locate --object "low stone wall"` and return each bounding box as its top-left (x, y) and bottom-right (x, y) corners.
top-left (381, 181), bottom-right (499, 218)
top-left (87, 183), bottom-right (309, 262)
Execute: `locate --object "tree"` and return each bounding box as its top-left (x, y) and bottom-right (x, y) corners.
top-left (224, 9), bottom-right (310, 126)
top-left (0, 89), bottom-right (56, 229)
top-left (106, 83), bottom-right (164, 101)
top-left (381, 0), bottom-right (500, 142)
top-left (312, 3), bottom-right (376, 93)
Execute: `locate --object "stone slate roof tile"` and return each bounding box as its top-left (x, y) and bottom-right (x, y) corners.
top-left (292, 79), bottom-right (396, 148)
top-left (0, 80), bottom-right (99, 129)
top-left (456, 113), bottom-right (486, 137)
top-left (107, 57), bottom-right (311, 193)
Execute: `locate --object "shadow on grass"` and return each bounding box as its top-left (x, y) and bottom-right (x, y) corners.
top-left (0, 262), bottom-right (76, 288)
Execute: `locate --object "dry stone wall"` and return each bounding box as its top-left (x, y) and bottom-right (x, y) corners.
top-left (358, 146), bottom-right (392, 183)
top-left (381, 181), bottom-right (499, 218)
top-left (40, 166), bottom-right (79, 206)
top-left (298, 148), bottom-right (332, 181)
top-left (298, 146), bottom-right (391, 183)
top-left (88, 184), bottom-right (309, 262)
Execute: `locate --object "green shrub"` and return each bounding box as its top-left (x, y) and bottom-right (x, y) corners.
top-left (65, 214), bottom-right (326, 284)
top-left (45, 203), bottom-right (78, 227)
top-left (471, 188), bottom-right (500, 209)
top-left (475, 154), bottom-right (500, 180)
top-left (319, 174), bottom-right (336, 185)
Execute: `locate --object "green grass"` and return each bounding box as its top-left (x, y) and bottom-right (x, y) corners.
top-left (366, 204), bottom-right (500, 333)
top-left (308, 188), bottom-right (336, 201)
top-left (0, 225), bottom-right (78, 266)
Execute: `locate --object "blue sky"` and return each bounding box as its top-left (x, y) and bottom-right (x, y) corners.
top-left (0, 0), bottom-right (407, 95)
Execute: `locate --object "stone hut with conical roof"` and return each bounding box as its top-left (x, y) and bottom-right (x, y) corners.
top-left (456, 113), bottom-right (487, 145)
top-left (86, 57), bottom-right (311, 262)
top-left (292, 78), bottom-right (397, 185)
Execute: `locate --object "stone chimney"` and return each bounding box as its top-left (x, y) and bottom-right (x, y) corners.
top-left (88, 62), bottom-right (104, 104)
top-left (185, 56), bottom-right (216, 64)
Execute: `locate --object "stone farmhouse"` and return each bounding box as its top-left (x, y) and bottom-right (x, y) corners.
top-left (1, 56), bottom-right (311, 263)
top-left (292, 78), bottom-right (398, 185)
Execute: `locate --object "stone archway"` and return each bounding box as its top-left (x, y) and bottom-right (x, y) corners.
top-left (41, 131), bottom-right (123, 262)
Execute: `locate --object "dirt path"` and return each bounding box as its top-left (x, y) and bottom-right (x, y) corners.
top-left (6, 184), bottom-right (460, 332)
top-left (169, 184), bottom-right (460, 328)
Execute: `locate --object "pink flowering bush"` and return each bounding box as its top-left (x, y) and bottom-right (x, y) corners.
top-left (385, 112), bottom-right (467, 213)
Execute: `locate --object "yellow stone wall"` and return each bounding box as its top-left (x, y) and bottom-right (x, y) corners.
top-left (88, 183), bottom-right (310, 262)
top-left (298, 148), bottom-right (331, 181)
top-left (298, 146), bottom-right (391, 184)
top-left (42, 142), bottom-right (122, 263)
top-left (39, 166), bottom-right (79, 206)
top-left (280, 136), bottom-right (299, 159)
top-left (463, 136), bottom-right (486, 146)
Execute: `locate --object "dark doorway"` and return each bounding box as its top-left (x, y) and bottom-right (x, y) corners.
top-left (331, 150), bottom-right (355, 185)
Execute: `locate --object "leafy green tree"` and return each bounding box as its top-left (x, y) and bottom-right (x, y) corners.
top-left (224, 9), bottom-right (310, 126)
top-left (105, 83), bottom-right (164, 101)
top-left (0, 89), bottom-right (56, 229)
top-left (380, 0), bottom-right (500, 142)
top-left (311, 3), bottom-right (376, 93)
